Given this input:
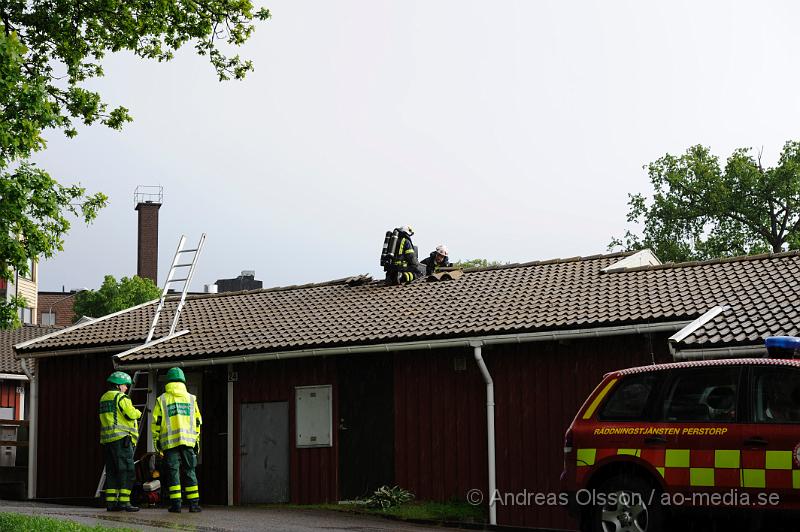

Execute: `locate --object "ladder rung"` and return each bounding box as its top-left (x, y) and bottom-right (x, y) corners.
top-left (130, 387), bottom-right (149, 392)
top-left (177, 248), bottom-right (198, 253)
top-left (168, 278), bottom-right (188, 283)
top-left (133, 404), bottom-right (147, 409)
top-left (173, 263), bottom-right (194, 267)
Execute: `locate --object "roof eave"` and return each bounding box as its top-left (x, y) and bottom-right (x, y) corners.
top-left (116, 320), bottom-right (692, 370)
top-left (15, 343), bottom-right (140, 359)
top-left (671, 343), bottom-right (767, 361)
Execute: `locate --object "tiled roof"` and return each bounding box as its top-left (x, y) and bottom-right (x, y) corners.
top-left (1, 325), bottom-right (59, 374)
top-left (14, 250), bottom-right (800, 363)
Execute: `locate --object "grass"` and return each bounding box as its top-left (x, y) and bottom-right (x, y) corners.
top-left (270, 500), bottom-right (485, 524)
top-left (0, 513), bottom-right (137, 532)
top-left (378, 500), bottom-right (485, 522)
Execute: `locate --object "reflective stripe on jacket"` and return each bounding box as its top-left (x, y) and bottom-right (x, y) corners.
top-left (99, 390), bottom-right (141, 445)
top-left (393, 237), bottom-right (417, 268)
top-left (151, 382), bottom-right (202, 451)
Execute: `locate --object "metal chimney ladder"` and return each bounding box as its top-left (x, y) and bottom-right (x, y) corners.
top-left (95, 234), bottom-right (206, 500)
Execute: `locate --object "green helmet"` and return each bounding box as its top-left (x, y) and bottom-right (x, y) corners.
top-left (107, 371), bottom-right (132, 386)
top-left (166, 367), bottom-right (186, 383)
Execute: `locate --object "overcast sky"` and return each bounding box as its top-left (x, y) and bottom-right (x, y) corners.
top-left (32, 0), bottom-right (800, 291)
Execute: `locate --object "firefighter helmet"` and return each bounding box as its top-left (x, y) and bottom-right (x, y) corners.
top-left (107, 371), bottom-right (132, 386)
top-left (400, 225), bottom-right (414, 236)
top-left (166, 367), bottom-right (186, 383)
top-left (436, 244), bottom-right (448, 256)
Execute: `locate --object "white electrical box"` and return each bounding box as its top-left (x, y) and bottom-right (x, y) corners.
top-left (295, 385), bottom-right (332, 448)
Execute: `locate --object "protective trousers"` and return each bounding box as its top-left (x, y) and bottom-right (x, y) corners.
top-left (103, 437), bottom-right (135, 508)
top-left (164, 445), bottom-right (199, 506)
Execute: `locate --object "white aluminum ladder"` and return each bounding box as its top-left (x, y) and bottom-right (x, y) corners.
top-left (146, 233), bottom-right (206, 343)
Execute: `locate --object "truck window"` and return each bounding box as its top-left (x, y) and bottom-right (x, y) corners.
top-left (598, 373), bottom-right (660, 421)
top-left (754, 367), bottom-right (800, 423)
top-left (661, 367), bottom-right (740, 422)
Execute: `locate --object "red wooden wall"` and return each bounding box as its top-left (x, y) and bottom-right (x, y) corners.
top-left (36, 354), bottom-right (114, 498)
top-left (233, 357), bottom-right (338, 504)
top-left (393, 333), bottom-right (671, 529)
top-left (394, 347), bottom-right (488, 501)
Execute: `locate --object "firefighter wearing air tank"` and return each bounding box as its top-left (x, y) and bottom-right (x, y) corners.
top-left (99, 371), bottom-right (141, 512)
top-left (380, 225), bottom-right (420, 284)
top-left (151, 367), bottom-right (203, 513)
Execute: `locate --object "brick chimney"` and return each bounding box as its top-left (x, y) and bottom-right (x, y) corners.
top-left (134, 186), bottom-right (163, 284)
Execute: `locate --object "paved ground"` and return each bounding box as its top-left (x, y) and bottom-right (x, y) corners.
top-left (0, 500), bottom-right (453, 531)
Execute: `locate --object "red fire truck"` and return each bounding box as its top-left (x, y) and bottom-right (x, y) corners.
top-left (562, 349), bottom-right (800, 532)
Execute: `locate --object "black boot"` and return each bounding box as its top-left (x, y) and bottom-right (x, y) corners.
top-left (121, 504), bottom-right (140, 512)
top-left (189, 500), bottom-right (202, 513)
top-left (168, 502), bottom-right (181, 513)
top-left (106, 504), bottom-right (122, 512)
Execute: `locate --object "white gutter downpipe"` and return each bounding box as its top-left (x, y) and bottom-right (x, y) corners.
top-left (472, 342), bottom-right (497, 526)
top-left (19, 359), bottom-right (36, 500)
top-left (227, 363), bottom-right (234, 506)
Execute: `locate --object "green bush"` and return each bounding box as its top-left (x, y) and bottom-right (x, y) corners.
top-left (365, 485), bottom-right (414, 509)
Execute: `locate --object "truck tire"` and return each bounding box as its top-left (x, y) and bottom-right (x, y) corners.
top-left (581, 473), bottom-right (663, 532)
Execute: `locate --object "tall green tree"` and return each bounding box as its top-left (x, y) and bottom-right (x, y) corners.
top-left (73, 275), bottom-right (161, 319)
top-left (0, 1), bottom-right (270, 328)
top-left (610, 141), bottom-right (800, 263)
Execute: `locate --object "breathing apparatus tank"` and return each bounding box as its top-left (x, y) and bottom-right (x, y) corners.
top-left (380, 229), bottom-right (400, 269)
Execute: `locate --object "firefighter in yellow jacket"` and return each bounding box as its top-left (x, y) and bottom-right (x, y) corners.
top-left (152, 367), bottom-right (202, 513)
top-left (98, 371), bottom-right (141, 512)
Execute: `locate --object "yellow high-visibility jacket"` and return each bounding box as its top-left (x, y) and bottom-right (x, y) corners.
top-left (151, 382), bottom-right (202, 452)
top-left (98, 390), bottom-right (141, 445)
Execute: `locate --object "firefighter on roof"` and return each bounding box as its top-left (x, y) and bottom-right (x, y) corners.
top-left (152, 367), bottom-right (203, 513)
top-left (381, 225), bottom-right (421, 285)
top-left (98, 371), bottom-right (141, 512)
top-left (421, 244), bottom-right (452, 276)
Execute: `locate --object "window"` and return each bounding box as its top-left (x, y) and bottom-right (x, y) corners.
top-left (661, 367), bottom-right (740, 422)
top-left (599, 373), bottom-right (661, 421)
top-left (22, 258), bottom-right (34, 280)
top-left (41, 312), bottom-right (56, 326)
top-left (18, 307), bottom-right (32, 325)
top-left (754, 368), bottom-right (800, 424)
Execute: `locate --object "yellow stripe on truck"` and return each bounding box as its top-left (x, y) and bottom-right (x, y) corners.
top-left (765, 450), bottom-right (793, 470)
top-left (576, 448), bottom-right (596, 466)
top-left (715, 450), bottom-right (740, 469)
top-left (582, 379), bottom-right (617, 420)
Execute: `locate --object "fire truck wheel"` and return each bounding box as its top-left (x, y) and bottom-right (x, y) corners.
top-left (582, 473), bottom-right (663, 532)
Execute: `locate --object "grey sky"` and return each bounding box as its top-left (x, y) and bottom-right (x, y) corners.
top-left (33, 0), bottom-right (800, 291)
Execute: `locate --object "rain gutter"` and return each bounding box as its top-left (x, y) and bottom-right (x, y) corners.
top-left (115, 321), bottom-right (690, 370)
top-left (16, 344), bottom-right (139, 359)
top-left (0, 373), bottom-right (28, 381)
top-left (671, 344), bottom-right (767, 361)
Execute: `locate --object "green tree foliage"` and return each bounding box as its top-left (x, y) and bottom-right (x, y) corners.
top-left (0, 1), bottom-right (270, 328)
top-left (73, 275), bottom-right (161, 319)
top-left (610, 141), bottom-right (800, 263)
top-left (453, 258), bottom-right (507, 269)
